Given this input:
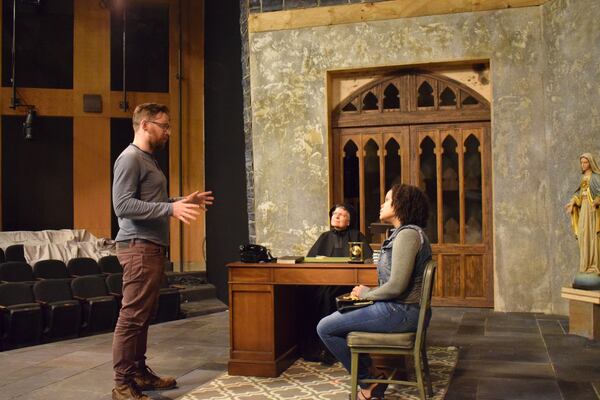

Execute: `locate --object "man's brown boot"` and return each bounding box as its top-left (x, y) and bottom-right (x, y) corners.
top-left (112, 382), bottom-right (150, 400)
top-left (133, 365), bottom-right (177, 390)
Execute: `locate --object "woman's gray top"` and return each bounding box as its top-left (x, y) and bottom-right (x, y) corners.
top-left (363, 225), bottom-right (432, 304)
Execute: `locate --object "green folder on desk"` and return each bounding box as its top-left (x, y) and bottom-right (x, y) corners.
top-left (303, 256), bottom-right (351, 263)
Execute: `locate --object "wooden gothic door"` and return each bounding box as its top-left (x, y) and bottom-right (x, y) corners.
top-left (410, 123), bottom-right (492, 307)
top-left (331, 70), bottom-right (493, 307)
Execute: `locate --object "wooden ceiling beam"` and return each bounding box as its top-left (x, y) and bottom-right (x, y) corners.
top-left (249, 0), bottom-right (549, 33)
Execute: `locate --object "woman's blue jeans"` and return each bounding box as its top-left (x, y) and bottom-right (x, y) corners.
top-left (316, 301), bottom-right (420, 388)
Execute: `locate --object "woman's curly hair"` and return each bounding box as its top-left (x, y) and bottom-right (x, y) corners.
top-left (391, 184), bottom-right (429, 228)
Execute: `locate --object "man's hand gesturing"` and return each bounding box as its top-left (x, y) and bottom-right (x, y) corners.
top-left (184, 191), bottom-right (214, 210)
top-left (172, 200), bottom-right (200, 224)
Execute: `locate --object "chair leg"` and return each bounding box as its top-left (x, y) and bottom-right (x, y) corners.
top-left (414, 353), bottom-right (427, 400)
top-left (350, 350), bottom-right (359, 400)
top-left (421, 347), bottom-right (433, 396)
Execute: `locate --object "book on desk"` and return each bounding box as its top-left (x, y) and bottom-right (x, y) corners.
top-left (277, 256), bottom-right (305, 264)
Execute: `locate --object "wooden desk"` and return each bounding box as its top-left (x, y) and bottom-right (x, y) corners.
top-left (227, 261), bottom-right (377, 377)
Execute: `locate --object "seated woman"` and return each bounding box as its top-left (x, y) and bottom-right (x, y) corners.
top-left (317, 184), bottom-right (431, 400)
top-left (299, 204), bottom-right (373, 364)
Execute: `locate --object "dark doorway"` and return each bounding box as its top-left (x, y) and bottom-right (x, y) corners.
top-left (2, 115), bottom-right (73, 231)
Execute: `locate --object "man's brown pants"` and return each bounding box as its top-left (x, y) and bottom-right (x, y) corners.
top-left (112, 240), bottom-right (166, 385)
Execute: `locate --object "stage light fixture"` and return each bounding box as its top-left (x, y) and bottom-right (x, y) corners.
top-left (22, 108), bottom-right (36, 140)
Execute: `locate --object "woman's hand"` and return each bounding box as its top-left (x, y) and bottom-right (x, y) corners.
top-left (593, 198), bottom-right (600, 209)
top-left (351, 285), bottom-right (370, 298)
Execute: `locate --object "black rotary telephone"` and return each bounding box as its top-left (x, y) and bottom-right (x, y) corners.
top-left (239, 244), bottom-right (274, 263)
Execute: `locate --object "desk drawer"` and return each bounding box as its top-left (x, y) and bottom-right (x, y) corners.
top-left (230, 268), bottom-right (272, 283)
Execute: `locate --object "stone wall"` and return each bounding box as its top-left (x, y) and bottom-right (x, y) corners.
top-left (542, 0), bottom-right (600, 313)
top-left (244, 0), bottom-right (600, 314)
top-left (240, 0), bottom-right (257, 242)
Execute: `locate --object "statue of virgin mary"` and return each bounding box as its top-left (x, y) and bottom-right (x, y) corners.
top-left (565, 153), bottom-right (600, 289)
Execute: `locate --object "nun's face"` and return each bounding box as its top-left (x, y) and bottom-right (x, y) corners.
top-left (581, 157), bottom-right (591, 173)
top-left (331, 207), bottom-right (350, 230)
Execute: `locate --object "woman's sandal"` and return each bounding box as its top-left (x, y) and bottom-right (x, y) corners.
top-left (349, 375), bottom-right (388, 400)
top-left (371, 373), bottom-right (389, 399)
top-left (348, 389), bottom-right (376, 400)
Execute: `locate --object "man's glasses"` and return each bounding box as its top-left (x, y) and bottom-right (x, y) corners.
top-left (146, 120), bottom-right (171, 132)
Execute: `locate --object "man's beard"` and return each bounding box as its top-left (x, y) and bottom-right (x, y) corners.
top-left (150, 139), bottom-right (167, 152)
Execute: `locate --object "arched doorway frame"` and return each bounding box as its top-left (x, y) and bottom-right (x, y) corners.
top-left (330, 69), bottom-right (493, 307)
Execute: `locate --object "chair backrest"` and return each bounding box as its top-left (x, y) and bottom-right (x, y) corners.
top-left (33, 260), bottom-right (69, 279)
top-left (414, 260), bottom-right (437, 352)
top-left (33, 279), bottom-right (74, 303)
top-left (0, 261), bottom-right (34, 282)
top-left (0, 248), bottom-right (5, 263)
top-left (98, 256), bottom-right (123, 274)
top-left (0, 282), bottom-right (35, 306)
top-left (105, 273), bottom-right (123, 295)
top-left (5, 244), bottom-right (25, 262)
top-left (67, 257), bottom-right (101, 276)
top-left (71, 276), bottom-right (109, 298)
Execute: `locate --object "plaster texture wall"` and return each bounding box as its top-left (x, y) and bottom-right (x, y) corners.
top-left (542, 0), bottom-right (600, 314)
top-left (247, 0), bottom-right (599, 313)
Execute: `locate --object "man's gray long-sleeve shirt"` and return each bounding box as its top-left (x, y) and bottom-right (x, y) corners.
top-left (113, 144), bottom-right (172, 246)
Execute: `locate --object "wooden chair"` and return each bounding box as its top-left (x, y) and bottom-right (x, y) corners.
top-left (347, 260), bottom-right (437, 400)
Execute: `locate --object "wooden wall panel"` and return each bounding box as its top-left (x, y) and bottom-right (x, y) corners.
top-left (72, 0), bottom-right (111, 238)
top-left (442, 254), bottom-right (461, 298)
top-left (73, 0), bottom-right (110, 117)
top-left (465, 254), bottom-right (484, 298)
top-left (170, 0), bottom-right (205, 270)
top-left (1, 88), bottom-right (73, 116)
top-left (73, 117), bottom-right (111, 238)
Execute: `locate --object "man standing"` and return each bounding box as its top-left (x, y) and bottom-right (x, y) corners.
top-left (111, 103), bottom-right (213, 400)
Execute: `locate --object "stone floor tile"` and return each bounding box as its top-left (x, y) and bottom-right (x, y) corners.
top-left (453, 360), bottom-right (555, 379)
top-left (0, 366), bottom-right (82, 399)
top-left (537, 319), bottom-right (566, 335)
top-left (444, 376), bottom-right (478, 400)
top-left (476, 377), bottom-right (562, 400)
top-left (557, 380), bottom-right (599, 400)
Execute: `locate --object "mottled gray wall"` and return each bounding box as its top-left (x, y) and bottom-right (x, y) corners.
top-left (542, 0), bottom-right (600, 314)
top-left (247, 1), bottom-right (599, 313)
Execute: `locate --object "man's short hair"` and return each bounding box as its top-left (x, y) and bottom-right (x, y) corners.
top-left (132, 103), bottom-right (170, 130)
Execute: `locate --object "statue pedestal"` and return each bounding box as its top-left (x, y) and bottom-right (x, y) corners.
top-left (561, 287), bottom-right (600, 340)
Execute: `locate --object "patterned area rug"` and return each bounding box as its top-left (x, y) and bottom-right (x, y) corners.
top-left (182, 346), bottom-right (458, 400)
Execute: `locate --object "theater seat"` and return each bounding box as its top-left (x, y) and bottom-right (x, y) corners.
top-left (5, 245), bottom-right (25, 262)
top-left (0, 283), bottom-right (42, 350)
top-left (33, 260), bottom-right (70, 280)
top-left (98, 256), bottom-right (123, 274)
top-left (0, 262), bottom-right (36, 285)
top-left (67, 257), bottom-right (102, 277)
top-left (33, 279), bottom-right (81, 341)
top-left (71, 276), bottom-right (119, 335)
